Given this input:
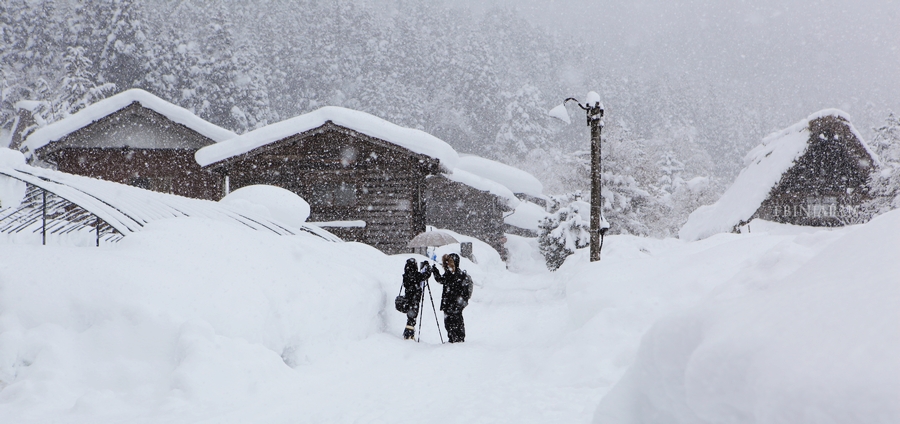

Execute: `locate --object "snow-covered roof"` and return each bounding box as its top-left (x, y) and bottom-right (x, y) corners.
top-left (195, 106), bottom-right (460, 169)
top-left (0, 150), bottom-right (338, 241)
top-left (504, 201), bottom-right (547, 231)
top-left (23, 89), bottom-right (237, 152)
top-left (442, 168), bottom-right (520, 209)
top-left (679, 109), bottom-right (872, 241)
top-left (456, 155), bottom-right (545, 199)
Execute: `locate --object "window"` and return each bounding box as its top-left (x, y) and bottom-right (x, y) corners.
top-left (309, 181), bottom-right (357, 207)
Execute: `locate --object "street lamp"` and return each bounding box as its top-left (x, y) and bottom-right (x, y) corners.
top-left (549, 91), bottom-right (610, 262)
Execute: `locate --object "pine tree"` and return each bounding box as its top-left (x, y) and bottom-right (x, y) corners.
top-left (865, 112), bottom-right (900, 215)
top-left (538, 192), bottom-right (590, 271)
top-left (57, 46), bottom-right (115, 117)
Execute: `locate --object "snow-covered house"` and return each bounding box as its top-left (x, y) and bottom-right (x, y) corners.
top-left (22, 89), bottom-right (236, 200)
top-left (456, 155), bottom-right (547, 206)
top-left (427, 169), bottom-right (519, 259)
top-left (195, 106), bottom-right (458, 255)
top-left (680, 109), bottom-right (877, 241)
top-left (455, 155), bottom-right (548, 237)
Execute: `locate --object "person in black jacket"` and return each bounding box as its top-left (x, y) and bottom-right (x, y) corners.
top-left (432, 253), bottom-right (468, 343)
top-left (402, 258), bottom-right (431, 340)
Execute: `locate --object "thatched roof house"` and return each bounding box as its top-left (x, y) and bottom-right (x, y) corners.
top-left (681, 109), bottom-right (878, 241)
top-left (22, 89), bottom-right (235, 200)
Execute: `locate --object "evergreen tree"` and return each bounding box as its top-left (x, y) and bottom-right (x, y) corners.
top-left (538, 193), bottom-right (590, 271)
top-left (58, 46), bottom-right (115, 117)
top-left (865, 112), bottom-right (900, 214)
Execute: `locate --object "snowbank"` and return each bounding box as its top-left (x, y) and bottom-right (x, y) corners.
top-left (0, 218), bottom-right (391, 422)
top-left (195, 106), bottom-right (460, 170)
top-left (595, 209), bottom-right (900, 424)
top-left (22, 89), bottom-right (237, 152)
top-left (680, 109), bottom-right (866, 241)
top-left (456, 155), bottom-right (545, 199)
top-left (220, 185), bottom-right (311, 228)
top-left (2, 174), bottom-right (896, 423)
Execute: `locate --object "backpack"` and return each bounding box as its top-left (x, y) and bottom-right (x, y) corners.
top-left (462, 271), bottom-right (473, 302)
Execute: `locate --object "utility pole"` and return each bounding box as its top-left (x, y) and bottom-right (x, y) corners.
top-left (553, 91), bottom-right (609, 261)
top-left (586, 97), bottom-right (604, 261)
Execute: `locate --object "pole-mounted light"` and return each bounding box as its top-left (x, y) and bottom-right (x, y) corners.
top-left (549, 91), bottom-right (609, 262)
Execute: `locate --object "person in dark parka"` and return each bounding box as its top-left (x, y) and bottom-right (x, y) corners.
top-left (432, 253), bottom-right (468, 343)
top-left (402, 258), bottom-right (431, 340)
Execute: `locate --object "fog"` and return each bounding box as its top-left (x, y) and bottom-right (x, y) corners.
top-left (463, 0), bottom-right (900, 130)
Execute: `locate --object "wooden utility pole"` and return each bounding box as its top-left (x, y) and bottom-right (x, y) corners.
top-left (585, 100), bottom-right (604, 262)
top-left (558, 92), bottom-right (607, 261)
top-left (584, 100), bottom-right (606, 262)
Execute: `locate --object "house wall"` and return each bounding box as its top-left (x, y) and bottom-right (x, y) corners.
top-left (49, 148), bottom-right (222, 200)
top-left (754, 116), bottom-right (874, 226)
top-left (425, 175), bottom-right (508, 260)
top-left (222, 127), bottom-right (435, 255)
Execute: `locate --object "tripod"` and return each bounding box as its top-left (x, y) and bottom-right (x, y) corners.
top-left (414, 276), bottom-right (444, 344)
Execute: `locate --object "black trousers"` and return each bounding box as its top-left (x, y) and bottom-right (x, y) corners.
top-left (444, 312), bottom-right (465, 343)
top-left (403, 294), bottom-right (422, 339)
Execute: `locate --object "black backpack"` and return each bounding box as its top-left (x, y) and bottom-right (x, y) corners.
top-left (461, 271), bottom-right (473, 302)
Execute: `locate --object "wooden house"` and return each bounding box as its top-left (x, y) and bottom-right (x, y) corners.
top-left (426, 170), bottom-right (518, 259)
top-left (196, 107), bottom-right (457, 254)
top-left (680, 109), bottom-right (877, 241)
top-left (196, 106), bottom-right (525, 256)
top-left (455, 155), bottom-right (548, 237)
top-left (22, 89), bottom-right (235, 200)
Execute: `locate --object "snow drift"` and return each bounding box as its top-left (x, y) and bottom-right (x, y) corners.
top-left (595, 209), bottom-right (900, 423)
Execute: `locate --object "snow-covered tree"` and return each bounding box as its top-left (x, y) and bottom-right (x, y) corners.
top-left (58, 46), bottom-right (115, 117)
top-left (865, 112), bottom-right (900, 214)
top-left (538, 193), bottom-right (590, 271)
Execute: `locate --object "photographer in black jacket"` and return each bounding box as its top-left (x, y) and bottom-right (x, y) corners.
top-left (432, 253), bottom-right (468, 343)
top-left (401, 258), bottom-right (431, 340)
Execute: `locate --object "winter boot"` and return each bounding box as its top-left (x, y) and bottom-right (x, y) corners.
top-left (403, 325), bottom-right (415, 340)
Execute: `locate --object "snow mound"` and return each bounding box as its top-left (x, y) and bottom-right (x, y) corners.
top-left (196, 106), bottom-right (460, 170)
top-left (0, 148), bottom-right (26, 168)
top-left (0, 218), bottom-right (390, 421)
top-left (22, 89), bottom-right (237, 152)
top-left (595, 209), bottom-right (900, 424)
top-left (0, 149), bottom-right (27, 210)
top-left (504, 201), bottom-right (548, 232)
top-left (457, 155), bottom-right (545, 199)
top-left (680, 109), bottom-right (863, 241)
top-left (221, 185), bottom-right (311, 228)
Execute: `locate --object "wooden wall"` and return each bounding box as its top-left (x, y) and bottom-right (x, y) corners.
top-left (221, 125), bottom-right (438, 254)
top-left (425, 175), bottom-right (509, 260)
top-left (48, 148), bottom-right (222, 200)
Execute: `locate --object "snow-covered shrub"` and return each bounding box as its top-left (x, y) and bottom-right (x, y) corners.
top-left (538, 194), bottom-right (590, 271)
top-left (865, 112), bottom-right (900, 215)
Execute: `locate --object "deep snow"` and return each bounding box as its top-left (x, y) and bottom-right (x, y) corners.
top-left (0, 208), bottom-right (897, 423)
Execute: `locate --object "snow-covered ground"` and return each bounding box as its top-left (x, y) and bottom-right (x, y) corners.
top-left (0, 210), bottom-right (897, 423)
